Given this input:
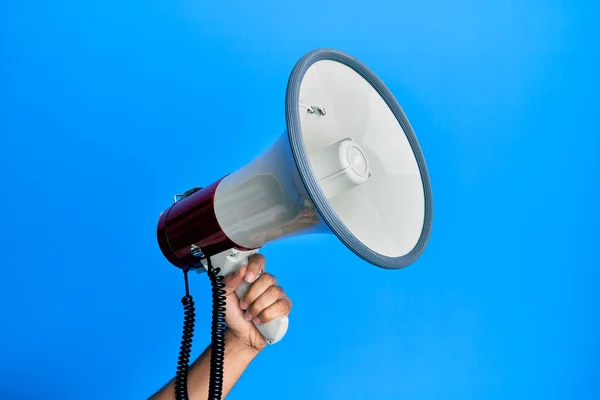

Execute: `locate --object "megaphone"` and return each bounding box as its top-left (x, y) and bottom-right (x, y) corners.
top-left (157, 49), bottom-right (433, 398)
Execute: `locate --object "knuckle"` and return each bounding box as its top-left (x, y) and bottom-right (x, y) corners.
top-left (250, 253), bottom-right (266, 267)
top-left (275, 300), bottom-right (287, 314)
top-left (260, 307), bottom-right (276, 322)
top-left (266, 285), bottom-right (281, 297)
top-left (263, 273), bottom-right (277, 285)
top-left (260, 300), bottom-right (288, 322)
top-left (275, 299), bottom-right (288, 314)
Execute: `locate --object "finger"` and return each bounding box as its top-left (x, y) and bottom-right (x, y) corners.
top-left (223, 265), bottom-right (247, 296)
top-left (244, 285), bottom-right (285, 321)
top-left (239, 272), bottom-right (277, 310)
top-left (243, 253), bottom-right (266, 283)
top-left (255, 297), bottom-right (292, 324)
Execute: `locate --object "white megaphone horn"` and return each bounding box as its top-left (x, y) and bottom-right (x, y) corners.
top-left (156, 48), bottom-right (433, 397)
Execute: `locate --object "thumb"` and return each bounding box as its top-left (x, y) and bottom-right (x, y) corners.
top-left (223, 265), bottom-right (247, 296)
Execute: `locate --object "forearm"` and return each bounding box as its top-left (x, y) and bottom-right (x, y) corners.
top-left (151, 330), bottom-right (260, 399)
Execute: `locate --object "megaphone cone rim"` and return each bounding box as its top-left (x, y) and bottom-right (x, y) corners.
top-left (285, 49), bottom-right (433, 269)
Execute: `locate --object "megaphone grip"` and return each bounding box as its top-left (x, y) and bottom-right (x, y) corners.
top-left (235, 279), bottom-right (289, 345)
top-left (209, 249), bottom-right (289, 345)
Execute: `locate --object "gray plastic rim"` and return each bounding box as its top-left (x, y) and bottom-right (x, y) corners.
top-left (285, 49), bottom-right (433, 270)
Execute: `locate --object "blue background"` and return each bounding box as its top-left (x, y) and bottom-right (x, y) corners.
top-left (1, 1), bottom-right (598, 399)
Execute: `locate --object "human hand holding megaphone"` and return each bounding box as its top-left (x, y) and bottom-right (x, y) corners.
top-left (220, 253), bottom-right (292, 351)
top-left (199, 206), bottom-right (319, 345)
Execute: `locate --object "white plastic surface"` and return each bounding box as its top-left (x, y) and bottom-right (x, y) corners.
top-left (214, 59), bottom-right (426, 259)
top-left (298, 60), bottom-right (426, 257)
top-left (214, 134), bottom-right (325, 249)
top-left (201, 248), bottom-right (289, 345)
top-left (311, 138), bottom-right (371, 199)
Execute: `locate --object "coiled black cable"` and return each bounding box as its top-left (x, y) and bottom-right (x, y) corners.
top-left (206, 257), bottom-right (227, 400)
top-left (173, 259), bottom-right (227, 400)
top-left (175, 270), bottom-right (195, 400)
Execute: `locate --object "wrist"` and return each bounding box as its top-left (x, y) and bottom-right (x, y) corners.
top-left (225, 329), bottom-right (264, 357)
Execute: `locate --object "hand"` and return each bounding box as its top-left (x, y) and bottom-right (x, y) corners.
top-left (222, 254), bottom-right (292, 352)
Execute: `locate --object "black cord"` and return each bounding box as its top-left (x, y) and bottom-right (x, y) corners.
top-left (174, 259), bottom-right (227, 400)
top-left (173, 256), bottom-right (227, 400)
top-left (175, 270), bottom-right (195, 400)
top-left (206, 257), bottom-right (227, 400)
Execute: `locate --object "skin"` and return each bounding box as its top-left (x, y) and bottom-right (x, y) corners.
top-left (150, 254), bottom-right (292, 399)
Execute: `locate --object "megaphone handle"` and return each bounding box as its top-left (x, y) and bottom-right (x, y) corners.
top-left (234, 279), bottom-right (289, 345)
top-left (209, 249), bottom-right (289, 345)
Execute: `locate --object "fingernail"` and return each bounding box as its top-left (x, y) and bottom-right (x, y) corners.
top-left (239, 300), bottom-right (248, 310)
top-left (244, 271), bottom-right (255, 283)
top-left (244, 311), bottom-right (253, 320)
top-left (253, 317), bottom-right (261, 324)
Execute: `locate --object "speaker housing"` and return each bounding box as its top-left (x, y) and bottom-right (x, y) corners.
top-left (157, 49), bottom-right (433, 270)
